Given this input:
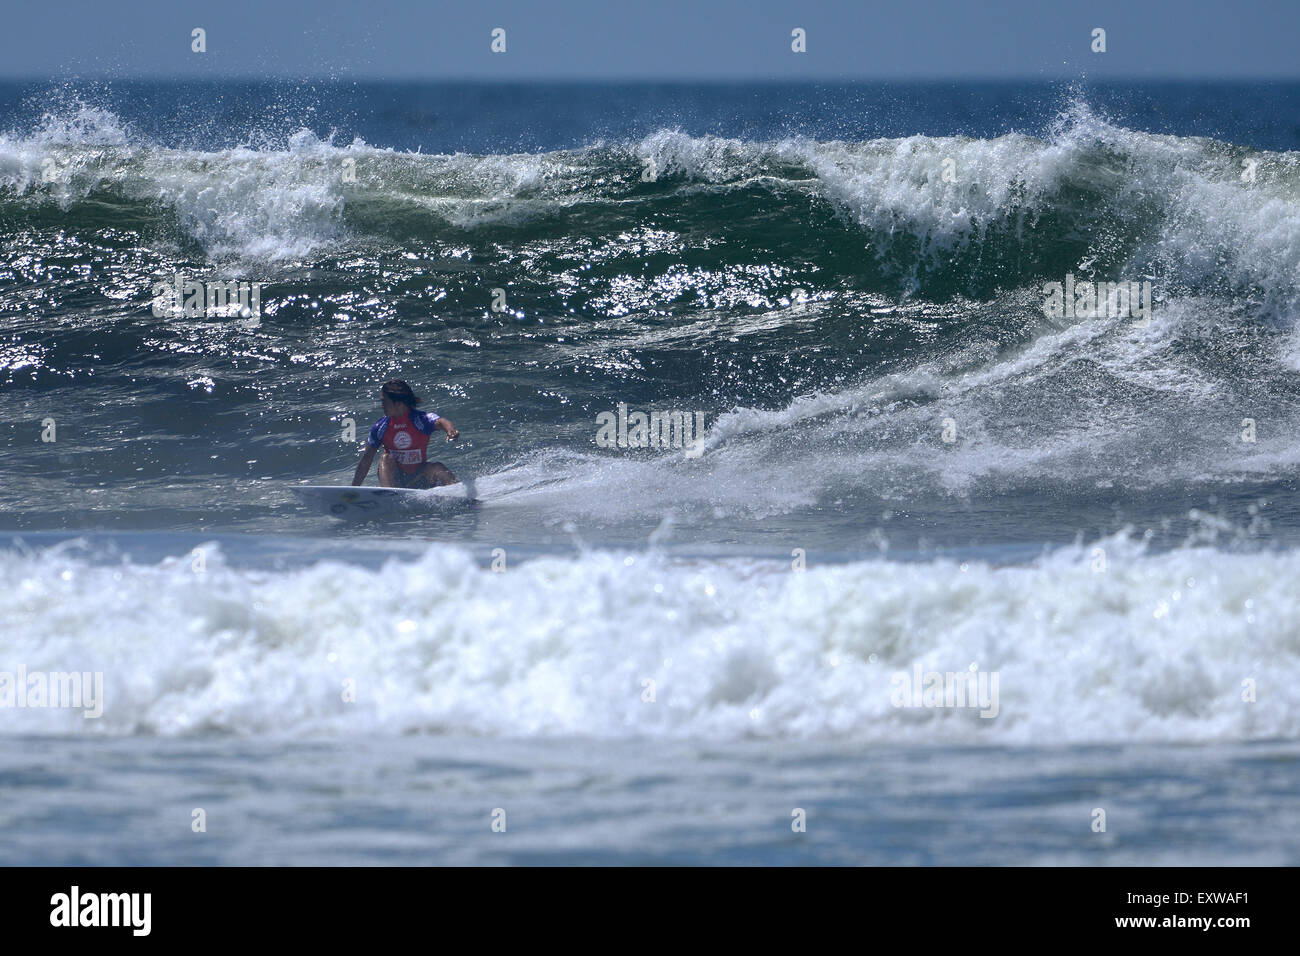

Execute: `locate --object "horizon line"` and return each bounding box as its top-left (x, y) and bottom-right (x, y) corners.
top-left (3, 73), bottom-right (1300, 84)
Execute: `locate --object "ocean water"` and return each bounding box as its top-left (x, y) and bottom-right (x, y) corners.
top-left (2, 79), bottom-right (1299, 864)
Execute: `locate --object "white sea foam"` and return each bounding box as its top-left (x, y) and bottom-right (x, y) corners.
top-left (0, 536), bottom-right (1292, 742)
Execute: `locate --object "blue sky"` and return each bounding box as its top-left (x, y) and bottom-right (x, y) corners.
top-left (0, 0), bottom-right (1294, 79)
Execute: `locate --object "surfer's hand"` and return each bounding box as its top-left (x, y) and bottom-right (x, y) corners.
top-left (446, 426), bottom-right (459, 441)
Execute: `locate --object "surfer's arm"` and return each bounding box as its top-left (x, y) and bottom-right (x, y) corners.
top-left (352, 444), bottom-right (378, 485)
top-left (435, 417), bottom-right (459, 441)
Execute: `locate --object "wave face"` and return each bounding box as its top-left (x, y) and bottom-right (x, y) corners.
top-left (2, 97), bottom-right (1298, 302)
top-left (0, 536), bottom-right (1293, 742)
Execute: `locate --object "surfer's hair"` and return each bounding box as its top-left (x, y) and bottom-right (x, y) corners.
top-left (381, 379), bottom-right (422, 407)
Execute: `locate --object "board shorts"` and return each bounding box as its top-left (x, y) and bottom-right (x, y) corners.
top-left (388, 458), bottom-right (434, 488)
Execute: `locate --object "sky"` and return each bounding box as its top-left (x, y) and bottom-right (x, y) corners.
top-left (0, 0), bottom-right (1295, 80)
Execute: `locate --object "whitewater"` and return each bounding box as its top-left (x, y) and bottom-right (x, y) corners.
top-left (1, 532), bottom-right (1294, 743)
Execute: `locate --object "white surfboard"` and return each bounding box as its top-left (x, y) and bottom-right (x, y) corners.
top-left (292, 481), bottom-right (476, 517)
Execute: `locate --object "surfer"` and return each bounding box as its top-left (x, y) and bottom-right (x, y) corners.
top-left (351, 380), bottom-right (460, 488)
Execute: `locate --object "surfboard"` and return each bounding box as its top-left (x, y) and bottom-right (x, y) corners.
top-left (291, 482), bottom-right (476, 517)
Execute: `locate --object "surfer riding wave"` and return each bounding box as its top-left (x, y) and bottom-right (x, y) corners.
top-left (351, 380), bottom-right (460, 488)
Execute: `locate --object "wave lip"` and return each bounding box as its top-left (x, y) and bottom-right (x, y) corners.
top-left (0, 537), bottom-right (1292, 743)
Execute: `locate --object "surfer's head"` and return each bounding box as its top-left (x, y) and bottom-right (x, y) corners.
top-left (381, 379), bottom-right (421, 415)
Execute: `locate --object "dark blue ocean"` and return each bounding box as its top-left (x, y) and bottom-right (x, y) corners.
top-left (2, 80), bottom-right (1298, 864)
